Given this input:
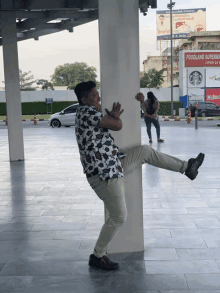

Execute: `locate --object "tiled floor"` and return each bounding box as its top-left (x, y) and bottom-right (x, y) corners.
top-left (0, 122), bottom-right (220, 292)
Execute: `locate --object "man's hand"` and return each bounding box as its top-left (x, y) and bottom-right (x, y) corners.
top-left (105, 102), bottom-right (124, 119)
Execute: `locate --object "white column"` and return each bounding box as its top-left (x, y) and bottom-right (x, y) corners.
top-left (98, 0), bottom-right (144, 254)
top-left (179, 50), bottom-right (187, 97)
top-left (1, 11), bottom-right (25, 161)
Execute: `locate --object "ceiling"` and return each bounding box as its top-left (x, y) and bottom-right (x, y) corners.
top-left (0, 0), bottom-right (156, 46)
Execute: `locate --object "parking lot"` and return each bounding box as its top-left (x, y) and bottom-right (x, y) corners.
top-left (0, 114), bottom-right (220, 292)
top-left (0, 117), bottom-right (220, 129)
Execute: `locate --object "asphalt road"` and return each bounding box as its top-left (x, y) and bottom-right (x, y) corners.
top-left (0, 118), bottom-right (220, 129)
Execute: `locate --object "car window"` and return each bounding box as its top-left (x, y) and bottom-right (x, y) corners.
top-left (72, 106), bottom-right (78, 113)
top-left (207, 103), bottom-right (216, 109)
top-left (199, 103), bottom-right (206, 109)
top-left (64, 106), bottom-right (75, 114)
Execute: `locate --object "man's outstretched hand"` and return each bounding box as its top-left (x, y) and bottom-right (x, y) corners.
top-left (105, 102), bottom-right (124, 119)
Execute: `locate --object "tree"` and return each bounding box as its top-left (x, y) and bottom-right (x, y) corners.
top-left (50, 62), bottom-right (100, 90)
top-left (173, 71), bottom-right (179, 80)
top-left (2, 69), bottom-right (38, 91)
top-left (36, 79), bottom-right (54, 90)
top-left (140, 68), bottom-right (166, 89)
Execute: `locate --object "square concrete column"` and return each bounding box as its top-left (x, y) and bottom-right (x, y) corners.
top-left (98, 0), bottom-right (144, 254)
top-left (1, 11), bottom-right (24, 162)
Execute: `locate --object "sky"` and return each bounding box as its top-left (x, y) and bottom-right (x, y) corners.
top-left (0, 0), bottom-right (220, 88)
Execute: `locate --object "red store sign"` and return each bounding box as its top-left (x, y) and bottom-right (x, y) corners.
top-left (206, 88), bottom-right (220, 107)
top-left (185, 52), bottom-right (220, 67)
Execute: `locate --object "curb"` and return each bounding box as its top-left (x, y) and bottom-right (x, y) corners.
top-left (158, 117), bottom-right (220, 122)
top-left (1, 117), bottom-right (220, 123)
top-left (0, 119), bottom-right (49, 122)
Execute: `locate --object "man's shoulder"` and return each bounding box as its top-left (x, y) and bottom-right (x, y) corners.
top-left (77, 105), bottom-right (102, 115)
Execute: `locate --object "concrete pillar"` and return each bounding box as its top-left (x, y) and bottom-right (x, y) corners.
top-left (179, 50), bottom-right (187, 97)
top-left (98, 0), bottom-right (144, 254)
top-left (1, 11), bottom-right (25, 161)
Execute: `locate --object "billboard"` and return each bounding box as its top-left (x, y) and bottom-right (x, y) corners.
top-left (206, 68), bottom-right (220, 87)
top-left (185, 52), bottom-right (220, 67)
top-left (206, 89), bottom-right (220, 107)
top-left (187, 68), bottom-right (205, 88)
top-left (156, 8), bottom-right (206, 40)
top-left (188, 88), bottom-right (204, 105)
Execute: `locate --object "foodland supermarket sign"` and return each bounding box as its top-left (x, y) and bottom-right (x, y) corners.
top-left (185, 52), bottom-right (220, 67)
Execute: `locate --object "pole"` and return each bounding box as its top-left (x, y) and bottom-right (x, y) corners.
top-left (195, 102), bottom-right (198, 129)
top-left (195, 109), bottom-right (198, 129)
top-left (170, 0), bottom-right (174, 119)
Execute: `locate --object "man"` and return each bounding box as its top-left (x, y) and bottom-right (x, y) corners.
top-left (74, 81), bottom-right (205, 271)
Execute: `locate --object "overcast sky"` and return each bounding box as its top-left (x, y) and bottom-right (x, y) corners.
top-left (0, 0), bottom-right (220, 88)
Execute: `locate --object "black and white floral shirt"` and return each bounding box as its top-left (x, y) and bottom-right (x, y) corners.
top-left (75, 105), bottom-right (126, 181)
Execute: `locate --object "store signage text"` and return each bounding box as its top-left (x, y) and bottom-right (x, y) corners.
top-left (185, 52), bottom-right (220, 67)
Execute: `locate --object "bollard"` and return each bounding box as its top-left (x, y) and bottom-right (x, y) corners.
top-left (195, 109), bottom-right (198, 129)
top-left (33, 113), bottom-right (38, 125)
top-left (5, 114), bottom-right (7, 126)
top-left (187, 109), bottom-right (191, 124)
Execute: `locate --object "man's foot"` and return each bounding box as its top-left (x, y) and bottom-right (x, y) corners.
top-left (149, 139), bottom-right (152, 143)
top-left (185, 153), bottom-right (205, 180)
top-left (88, 254), bottom-right (120, 270)
top-left (157, 139), bottom-right (164, 142)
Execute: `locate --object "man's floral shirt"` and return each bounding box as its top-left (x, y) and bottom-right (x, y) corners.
top-left (75, 105), bottom-right (126, 181)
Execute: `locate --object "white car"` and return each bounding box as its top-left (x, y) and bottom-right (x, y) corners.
top-left (48, 103), bottom-right (79, 128)
top-left (48, 102), bottom-right (144, 128)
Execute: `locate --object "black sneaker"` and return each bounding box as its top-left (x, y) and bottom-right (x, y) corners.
top-left (185, 153), bottom-right (205, 180)
top-left (88, 254), bottom-right (120, 270)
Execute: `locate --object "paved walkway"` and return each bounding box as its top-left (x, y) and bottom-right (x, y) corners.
top-left (0, 124), bottom-right (220, 293)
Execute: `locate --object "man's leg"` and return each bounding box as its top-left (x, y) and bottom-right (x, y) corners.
top-left (87, 175), bottom-right (127, 258)
top-left (120, 145), bottom-right (188, 176)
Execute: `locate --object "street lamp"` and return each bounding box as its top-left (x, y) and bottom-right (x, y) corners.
top-left (167, 1), bottom-right (175, 119)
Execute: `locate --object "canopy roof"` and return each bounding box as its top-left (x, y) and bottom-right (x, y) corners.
top-left (0, 0), bottom-right (152, 46)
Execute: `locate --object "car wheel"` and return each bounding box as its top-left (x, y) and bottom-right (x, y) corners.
top-left (201, 112), bottom-right (206, 117)
top-left (51, 119), bottom-right (61, 128)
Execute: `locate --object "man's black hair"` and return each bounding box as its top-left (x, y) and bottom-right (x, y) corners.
top-left (74, 81), bottom-right (96, 106)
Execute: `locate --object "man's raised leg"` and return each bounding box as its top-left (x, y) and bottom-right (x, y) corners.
top-left (120, 145), bottom-right (204, 181)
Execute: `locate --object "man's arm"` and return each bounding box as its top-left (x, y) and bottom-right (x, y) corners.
top-left (106, 112), bottom-right (123, 128)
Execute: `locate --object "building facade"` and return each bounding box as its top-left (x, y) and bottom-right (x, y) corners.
top-left (142, 31), bottom-right (220, 88)
top-left (179, 50), bottom-right (220, 107)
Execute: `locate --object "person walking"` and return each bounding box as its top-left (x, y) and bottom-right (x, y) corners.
top-left (142, 91), bottom-right (164, 144)
top-left (74, 81), bottom-right (205, 271)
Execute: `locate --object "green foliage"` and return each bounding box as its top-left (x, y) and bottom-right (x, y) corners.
top-left (2, 69), bottom-right (38, 91)
top-left (157, 101), bottom-right (183, 116)
top-left (36, 79), bottom-right (54, 90)
top-left (0, 103), bottom-right (6, 115)
top-left (173, 71), bottom-right (179, 80)
top-left (50, 62), bottom-right (101, 90)
top-left (1, 62), bottom-right (101, 92)
top-left (21, 101), bottom-right (79, 115)
top-left (0, 101), bottom-right (183, 116)
top-left (140, 68), bottom-right (166, 89)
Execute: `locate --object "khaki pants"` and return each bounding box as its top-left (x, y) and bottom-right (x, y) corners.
top-left (87, 144), bottom-right (188, 258)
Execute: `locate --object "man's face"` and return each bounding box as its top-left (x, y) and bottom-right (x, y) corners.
top-left (82, 87), bottom-right (101, 111)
